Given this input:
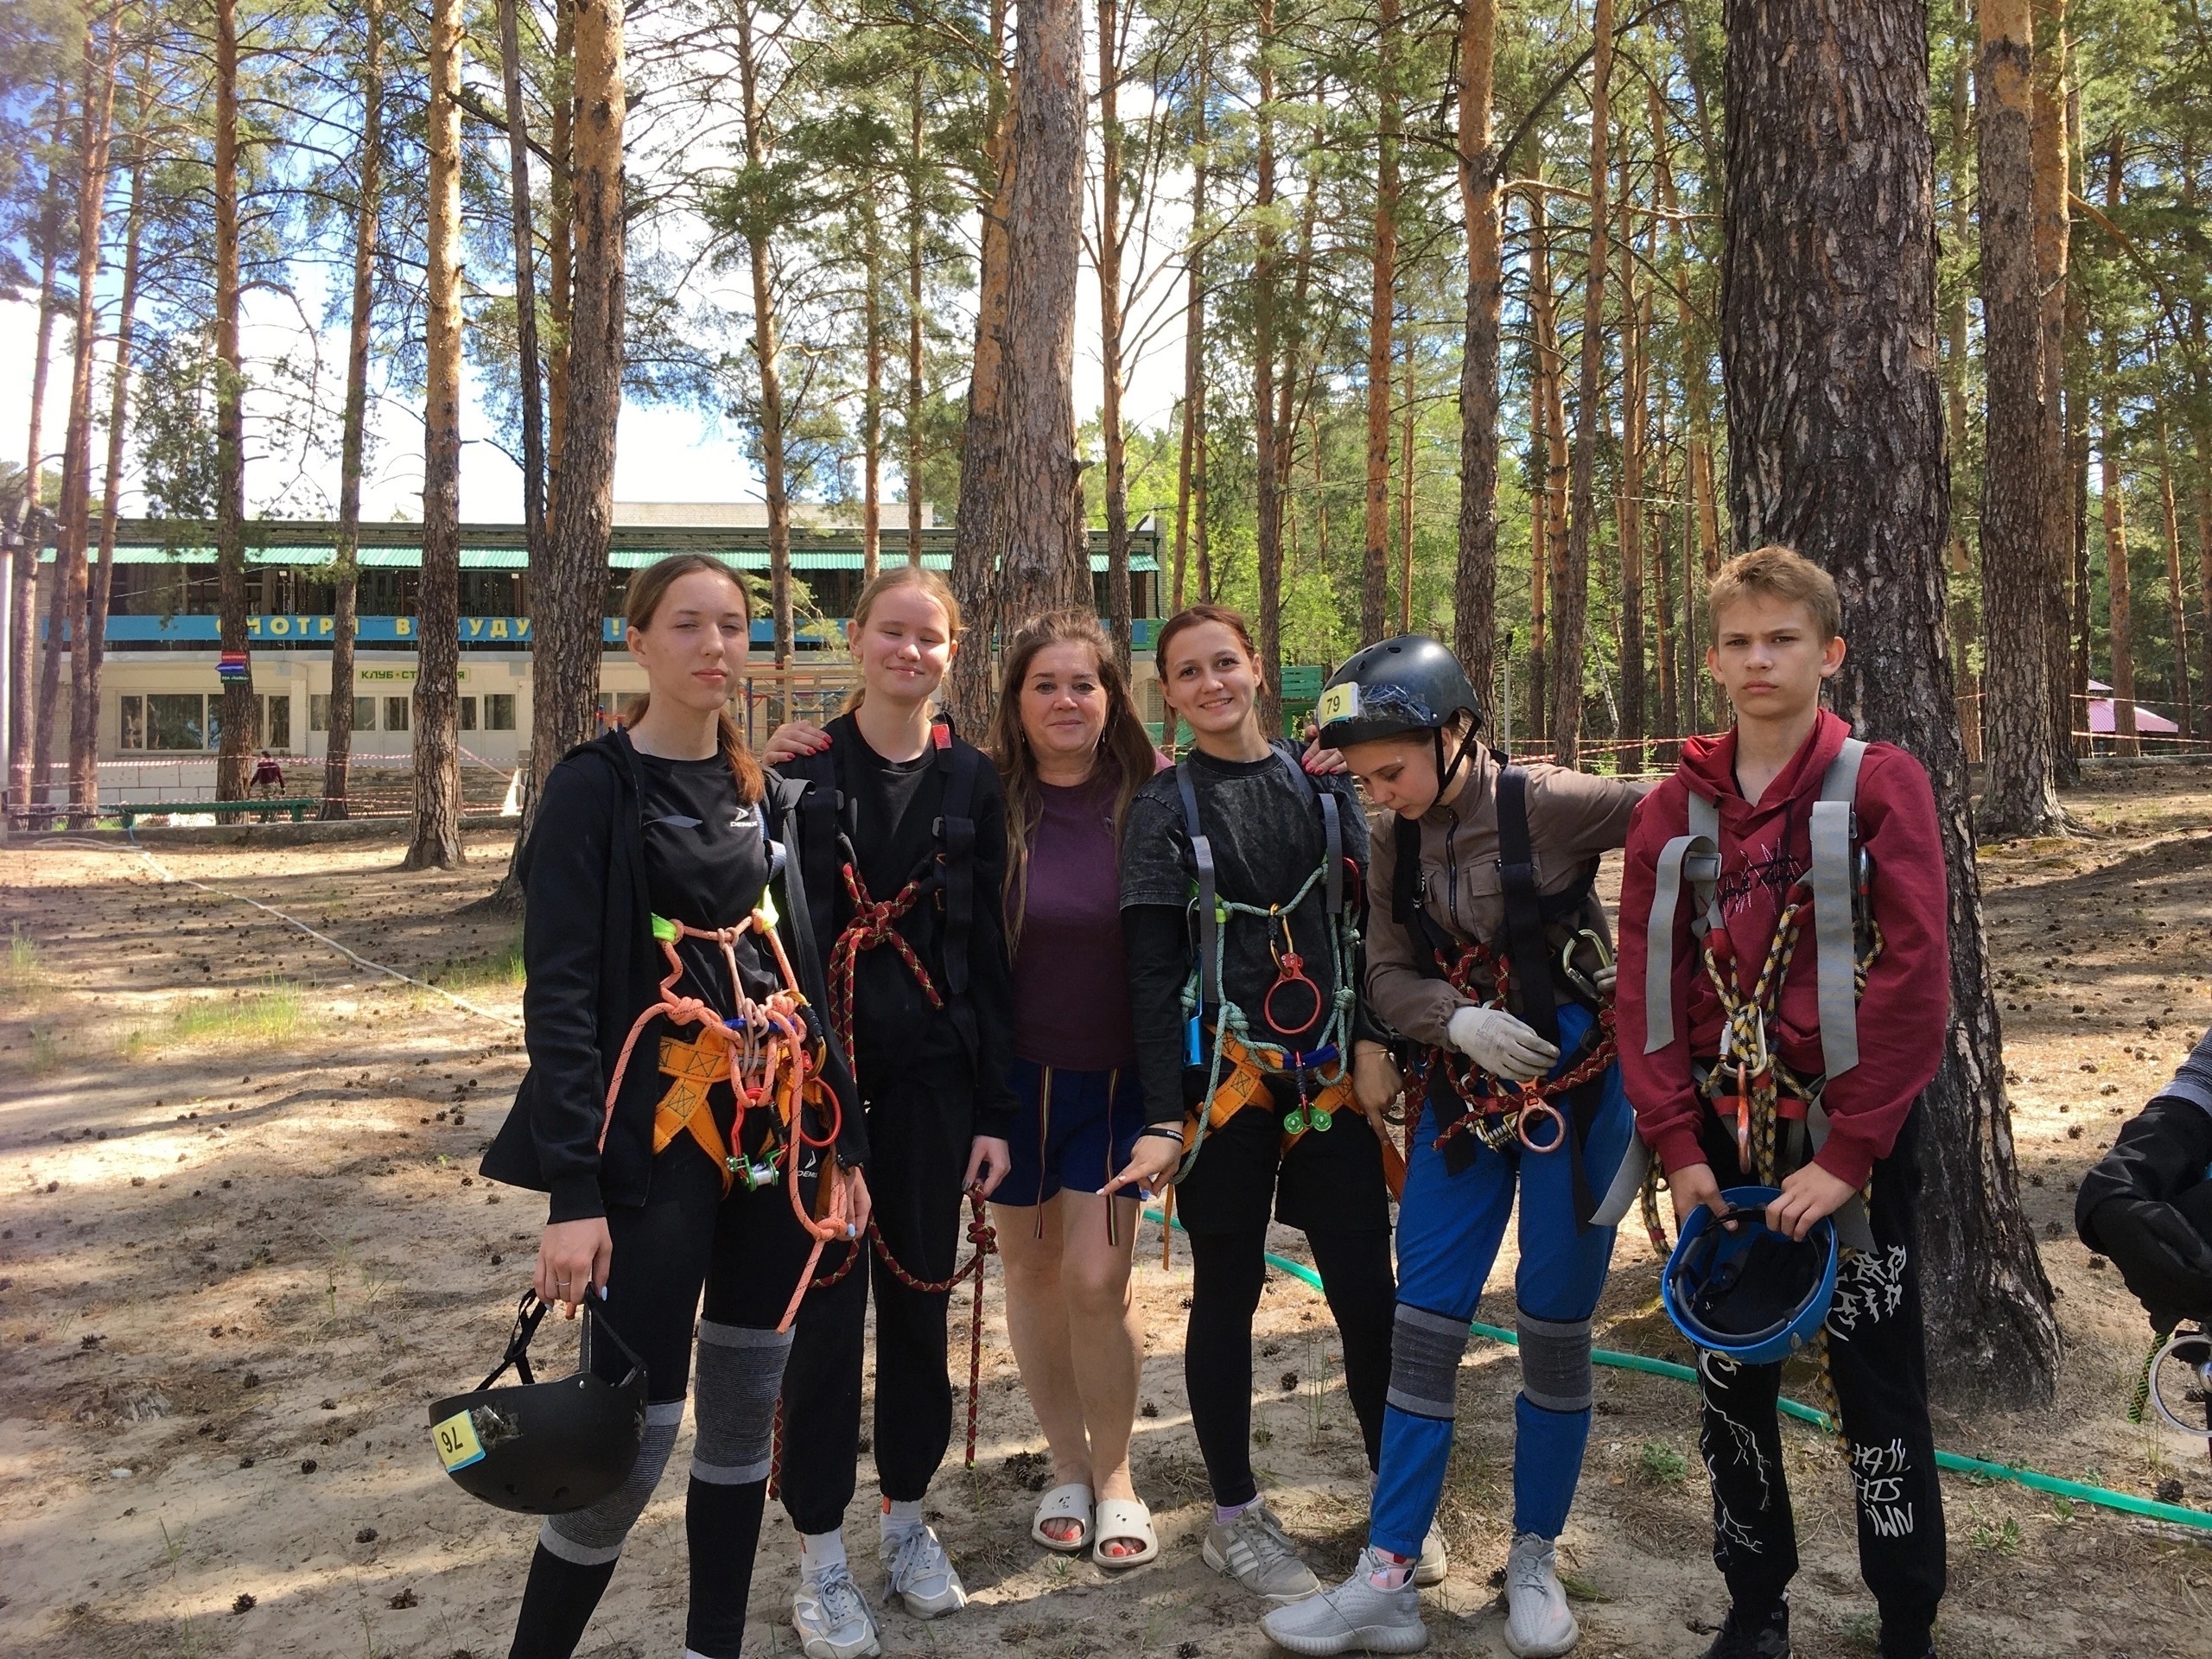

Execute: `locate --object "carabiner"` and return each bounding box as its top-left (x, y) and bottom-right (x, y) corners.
top-left (1560, 927), bottom-right (1615, 1004)
top-left (1263, 911), bottom-right (1324, 1037)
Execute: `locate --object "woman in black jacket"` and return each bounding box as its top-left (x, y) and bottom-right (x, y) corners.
top-left (481, 554), bottom-right (868, 1659)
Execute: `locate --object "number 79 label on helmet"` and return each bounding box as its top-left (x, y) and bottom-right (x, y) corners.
top-left (432, 1408), bottom-right (487, 1471)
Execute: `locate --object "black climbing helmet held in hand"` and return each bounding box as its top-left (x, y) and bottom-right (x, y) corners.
top-left (1316, 635), bottom-right (1484, 750)
top-left (428, 1291), bottom-right (646, 1514)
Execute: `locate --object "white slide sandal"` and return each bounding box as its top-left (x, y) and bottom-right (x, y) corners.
top-left (1090, 1497), bottom-right (1160, 1569)
top-left (1031, 1482), bottom-right (1094, 1553)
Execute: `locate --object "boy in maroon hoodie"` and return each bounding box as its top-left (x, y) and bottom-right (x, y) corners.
top-left (1618, 547), bottom-right (1948, 1659)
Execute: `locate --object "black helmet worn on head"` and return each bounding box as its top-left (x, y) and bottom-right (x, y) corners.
top-left (429, 1292), bottom-right (647, 1514)
top-left (1316, 635), bottom-right (1483, 750)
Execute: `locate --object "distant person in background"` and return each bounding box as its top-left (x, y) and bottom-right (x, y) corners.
top-left (250, 750), bottom-right (285, 798)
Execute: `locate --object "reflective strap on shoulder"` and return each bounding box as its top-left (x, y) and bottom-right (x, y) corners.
top-left (1805, 1096), bottom-right (1877, 1253)
top-left (1319, 791), bottom-right (1344, 916)
top-left (1810, 737), bottom-right (1867, 1079)
top-left (1176, 762), bottom-right (1220, 1008)
top-left (1643, 829), bottom-right (1719, 1054)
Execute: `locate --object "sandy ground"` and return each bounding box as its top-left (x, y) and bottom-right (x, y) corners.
top-left (2, 772), bottom-right (2209, 1659)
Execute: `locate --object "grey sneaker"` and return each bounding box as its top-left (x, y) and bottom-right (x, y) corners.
top-left (1261, 1548), bottom-right (1429, 1655)
top-left (1503, 1532), bottom-right (1579, 1657)
top-left (1204, 1499), bottom-right (1321, 1604)
top-left (1413, 1525), bottom-right (1448, 1587)
top-left (792, 1561), bottom-right (880, 1659)
top-left (880, 1522), bottom-right (967, 1618)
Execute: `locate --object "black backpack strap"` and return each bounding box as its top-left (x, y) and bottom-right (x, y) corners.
top-left (1494, 759), bottom-right (1561, 1049)
top-left (779, 747), bottom-right (843, 975)
top-left (1269, 742), bottom-right (1343, 917)
top-left (1176, 761), bottom-right (1220, 1009)
top-left (930, 714), bottom-right (982, 1056)
top-left (1391, 812), bottom-right (1457, 981)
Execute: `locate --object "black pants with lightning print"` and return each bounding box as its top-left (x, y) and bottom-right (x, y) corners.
top-left (1691, 1107), bottom-right (1947, 1649)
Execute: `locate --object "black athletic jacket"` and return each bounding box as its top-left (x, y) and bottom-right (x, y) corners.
top-left (481, 728), bottom-right (866, 1223)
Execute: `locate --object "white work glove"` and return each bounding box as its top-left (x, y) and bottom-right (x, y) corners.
top-left (1446, 1004), bottom-right (1559, 1083)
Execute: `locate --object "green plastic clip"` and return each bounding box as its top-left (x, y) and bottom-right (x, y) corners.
top-left (1281, 1108), bottom-right (1308, 1135)
top-left (757, 887), bottom-right (780, 930)
top-left (651, 913), bottom-right (678, 944)
top-left (1309, 1107), bottom-right (1334, 1132)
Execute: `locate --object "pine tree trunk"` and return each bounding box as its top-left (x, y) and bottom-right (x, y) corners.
top-left (2031, 0), bottom-right (2075, 785)
top-left (2100, 394), bottom-right (2137, 754)
top-left (1617, 149), bottom-right (1646, 776)
top-left (1975, 0), bottom-right (2063, 836)
top-left (1098, 0), bottom-right (1132, 672)
top-left (1250, 3), bottom-right (1282, 732)
top-left (2064, 89), bottom-right (2091, 759)
top-left (528, 0), bottom-right (624, 836)
top-left (327, 0), bottom-right (382, 823)
top-left (545, 0), bottom-right (574, 518)
top-left (2157, 414), bottom-right (2192, 735)
top-left (1452, 0), bottom-right (1500, 702)
top-left (1361, 0), bottom-right (1400, 645)
top-left (8, 103), bottom-right (66, 825)
top-left (1721, 0), bottom-right (2058, 1406)
top-left (1942, 11), bottom-right (1981, 765)
top-left (213, 0), bottom-right (254, 804)
top-left (500, 0), bottom-right (545, 564)
top-left (906, 67), bottom-right (925, 567)
top-left (997, 0), bottom-right (1085, 628)
top-left (1648, 75), bottom-right (1707, 743)
top-left (405, 0), bottom-right (466, 871)
top-left (57, 24), bottom-right (118, 828)
top-left (864, 200), bottom-right (882, 585)
top-left (1548, 0), bottom-right (1613, 768)
top-left (1171, 41), bottom-right (1206, 615)
top-left (734, 3), bottom-right (793, 676)
top-left (946, 69), bottom-right (1015, 736)
top-left (75, 68), bottom-right (147, 823)
top-left (1398, 334), bottom-right (1416, 634)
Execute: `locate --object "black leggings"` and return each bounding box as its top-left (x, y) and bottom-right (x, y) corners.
top-left (511, 1131), bottom-right (818, 1659)
top-left (1184, 1221), bottom-right (1396, 1510)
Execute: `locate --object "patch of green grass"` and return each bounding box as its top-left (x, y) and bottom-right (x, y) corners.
top-left (29, 1029), bottom-right (61, 1075)
top-left (1967, 1511), bottom-right (2022, 1554)
top-left (1636, 1440), bottom-right (1689, 1486)
top-left (3, 925), bottom-right (51, 1007)
top-left (431, 937), bottom-right (524, 992)
top-left (121, 982), bottom-right (311, 1058)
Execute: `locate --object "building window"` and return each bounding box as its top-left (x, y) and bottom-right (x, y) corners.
top-left (147, 693), bottom-right (207, 751)
top-left (353, 696), bottom-right (376, 733)
top-left (262, 696), bottom-right (291, 752)
top-left (309, 694), bottom-right (329, 733)
top-left (458, 696), bottom-right (477, 731)
top-left (385, 696), bottom-right (410, 733)
top-left (485, 693), bottom-right (516, 731)
top-left (120, 695), bottom-right (145, 749)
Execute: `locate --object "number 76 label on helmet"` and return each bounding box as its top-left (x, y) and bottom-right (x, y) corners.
top-left (432, 1408), bottom-right (487, 1471)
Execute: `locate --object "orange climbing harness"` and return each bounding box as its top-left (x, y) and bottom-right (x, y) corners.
top-left (598, 908), bottom-right (856, 1332)
top-left (1183, 1030), bottom-right (1357, 1151)
top-left (1429, 939), bottom-right (1618, 1159)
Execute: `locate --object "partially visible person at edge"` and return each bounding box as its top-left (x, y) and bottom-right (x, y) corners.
top-left (2077, 1024), bottom-right (2212, 1338)
top-left (1260, 636), bottom-right (1643, 1658)
top-left (753, 564), bottom-right (1018, 1659)
top-left (1618, 547), bottom-right (1950, 1659)
top-left (480, 555), bottom-right (870, 1659)
top-left (1105, 603), bottom-right (1404, 1605)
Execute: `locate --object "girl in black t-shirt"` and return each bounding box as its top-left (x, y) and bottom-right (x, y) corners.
top-left (482, 555), bottom-right (865, 1659)
top-left (1107, 605), bottom-right (1403, 1604)
top-left (756, 565), bottom-right (1018, 1658)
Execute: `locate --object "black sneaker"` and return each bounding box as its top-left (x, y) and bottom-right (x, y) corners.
top-left (1695, 1599), bottom-right (1789, 1659)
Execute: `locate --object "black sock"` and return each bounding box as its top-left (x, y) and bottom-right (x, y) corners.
top-left (684, 1477), bottom-right (772, 1657)
top-left (1878, 1620), bottom-right (1935, 1659)
top-left (508, 1542), bottom-right (618, 1659)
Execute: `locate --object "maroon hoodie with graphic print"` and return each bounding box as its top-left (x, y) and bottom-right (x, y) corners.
top-left (1616, 709), bottom-right (1948, 1190)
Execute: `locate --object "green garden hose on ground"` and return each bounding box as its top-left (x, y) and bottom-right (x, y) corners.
top-left (1139, 1207), bottom-right (2212, 1536)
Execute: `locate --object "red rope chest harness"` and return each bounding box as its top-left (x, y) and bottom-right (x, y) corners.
top-left (1428, 940), bottom-right (1618, 1156)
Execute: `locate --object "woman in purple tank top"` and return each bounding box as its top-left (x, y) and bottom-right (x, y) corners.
top-left (984, 611), bottom-right (1169, 1568)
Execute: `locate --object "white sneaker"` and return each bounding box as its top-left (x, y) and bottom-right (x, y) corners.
top-left (1502, 1531), bottom-right (1579, 1657)
top-left (1203, 1499), bottom-right (1321, 1603)
top-left (1260, 1548), bottom-right (1429, 1655)
top-left (1414, 1526), bottom-right (1448, 1587)
top-left (793, 1562), bottom-right (880, 1659)
top-left (880, 1522), bottom-right (968, 1618)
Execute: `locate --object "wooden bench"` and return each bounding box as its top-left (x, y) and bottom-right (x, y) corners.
top-left (117, 798), bottom-right (319, 828)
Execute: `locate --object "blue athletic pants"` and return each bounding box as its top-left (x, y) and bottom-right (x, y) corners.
top-left (1369, 1003), bottom-right (1631, 1556)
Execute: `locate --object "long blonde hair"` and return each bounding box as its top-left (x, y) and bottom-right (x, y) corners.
top-left (839, 564), bottom-right (963, 715)
top-left (619, 554), bottom-right (765, 804)
top-left (988, 611), bottom-right (1158, 948)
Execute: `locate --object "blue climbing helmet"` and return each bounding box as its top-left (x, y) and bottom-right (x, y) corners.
top-left (1661, 1186), bottom-right (1840, 1363)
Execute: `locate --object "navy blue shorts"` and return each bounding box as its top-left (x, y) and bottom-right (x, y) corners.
top-left (997, 1058), bottom-right (1147, 1205)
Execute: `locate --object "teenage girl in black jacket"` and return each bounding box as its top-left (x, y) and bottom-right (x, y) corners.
top-left (481, 555), bottom-right (867, 1659)
top-left (758, 564), bottom-right (1019, 1659)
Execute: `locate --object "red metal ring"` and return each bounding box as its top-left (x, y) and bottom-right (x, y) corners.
top-left (1262, 968), bottom-right (1324, 1037)
top-left (1516, 1097), bottom-right (1567, 1154)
